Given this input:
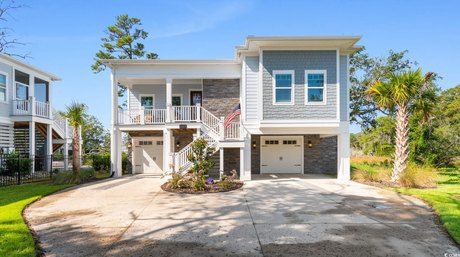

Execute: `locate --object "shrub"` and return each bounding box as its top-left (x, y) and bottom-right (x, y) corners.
top-left (92, 153), bottom-right (110, 171)
top-left (169, 173), bottom-right (191, 189)
top-left (122, 152), bottom-right (128, 172)
top-left (218, 175), bottom-right (234, 190)
top-left (351, 163), bottom-right (391, 182)
top-left (399, 165), bottom-right (437, 188)
top-left (1, 153), bottom-right (32, 176)
top-left (52, 168), bottom-right (96, 184)
top-left (192, 175), bottom-right (206, 191)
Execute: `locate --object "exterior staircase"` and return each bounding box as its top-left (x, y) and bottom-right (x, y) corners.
top-left (169, 106), bottom-right (241, 176)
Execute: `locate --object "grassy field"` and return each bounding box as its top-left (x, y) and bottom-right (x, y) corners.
top-left (351, 157), bottom-right (460, 244)
top-left (393, 169), bottom-right (460, 244)
top-left (0, 182), bottom-right (74, 257)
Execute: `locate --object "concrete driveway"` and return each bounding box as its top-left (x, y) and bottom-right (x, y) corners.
top-left (25, 174), bottom-right (458, 257)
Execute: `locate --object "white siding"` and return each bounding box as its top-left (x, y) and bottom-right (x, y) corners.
top-left (0, 123), bottom-right (13, 148)
top-left (245, 56), bottom-right (259, 122)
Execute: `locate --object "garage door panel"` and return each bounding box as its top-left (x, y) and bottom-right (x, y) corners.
top-left (261, 136), bottom-right (303, 174)
top-left (134, 138), bottom-right (163, 174)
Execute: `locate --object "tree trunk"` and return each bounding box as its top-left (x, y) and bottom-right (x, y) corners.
top-left (392, 103), bottom-right (409, 182)
top-left (72, 126), bottom-right (81, 175)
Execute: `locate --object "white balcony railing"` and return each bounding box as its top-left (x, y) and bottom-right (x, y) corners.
top-left (118, 108), bottom-right (166, 125)
top-left (12, 98), bottom-right (51, 118)
top-left (171, 105), bottom-right (199, 122)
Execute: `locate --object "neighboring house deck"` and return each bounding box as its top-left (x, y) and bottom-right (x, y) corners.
top-left (0, 54), bottom-right (72, 170)
top-left (103, 36), bottom-right (362, 180)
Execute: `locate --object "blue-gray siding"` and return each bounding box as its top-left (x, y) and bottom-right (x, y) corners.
top-left (339, 55), bottom-right (348, 121)
top-left (0, 62), bottom-right (13, 119)
top-left (245, 56), bottom-right (259, 122)
top-left (262, 50), bottom-right (337, 120)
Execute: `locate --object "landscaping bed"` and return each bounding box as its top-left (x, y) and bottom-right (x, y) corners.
top-left (161, 180), bottom-right (243, 194)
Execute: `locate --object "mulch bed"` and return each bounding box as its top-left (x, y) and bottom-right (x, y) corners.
top-left (161, 181), bottom-right (244, 194)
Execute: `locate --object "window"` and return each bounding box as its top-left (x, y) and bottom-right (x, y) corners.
top-left (0, 74), bottom-right (6, 102)
top-left (139, 141), bottom-right (153, 146)
top-left (172, 95), bottom-right (182, 106)
top-left (273, 70), bottom-right (294, 105)
top-left (283, 140), bottom-right (297, 145)
top-left (156, 141), bottom-right (164, 145)
top-left (305, 70), bottom-right (326, 104)
top-left (140, 95), bottom-right (154, 109)
top-left (264, 140), bottom-right (279, 145)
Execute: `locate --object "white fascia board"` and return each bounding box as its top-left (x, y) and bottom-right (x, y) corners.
top-left (247, 126), bottom-right (341, 135)
top-left (0, 54), bottom-right (61, 81)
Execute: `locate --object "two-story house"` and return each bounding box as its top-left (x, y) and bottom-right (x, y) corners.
top-left (0, 53), bottom-right (72, 170)
top-left (103, 36), bottom-right (361, 180)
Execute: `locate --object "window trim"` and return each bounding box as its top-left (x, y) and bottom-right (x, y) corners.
top-left (139, 94), bottom-right (155, 109)
top-left (305, 70), bottom-right (327, 105)
top-left (0, 71), bottom-right (7, 103)
top-left (272, 70), bottom-right (295, 106)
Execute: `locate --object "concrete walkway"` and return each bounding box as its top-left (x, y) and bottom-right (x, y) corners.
top-left (25, 174), bottom-right (458, 257)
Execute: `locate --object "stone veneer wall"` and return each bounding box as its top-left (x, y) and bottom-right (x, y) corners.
top-left (250, 135), bottom-right (337, 175)
top-left (251, 135), bottom-right (261, 174)
top-left (304, 135), bottom-right (337, 174)
top-left (202, 79), bottom-right (240, 118)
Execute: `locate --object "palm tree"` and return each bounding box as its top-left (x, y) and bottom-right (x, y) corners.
top-left (62, 101), bottom-right (87, 177)
top-left (368, 69), bottom-right (434, 182)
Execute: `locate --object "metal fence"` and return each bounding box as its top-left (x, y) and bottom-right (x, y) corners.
top-left (0, 154), bottom-right (54, 186)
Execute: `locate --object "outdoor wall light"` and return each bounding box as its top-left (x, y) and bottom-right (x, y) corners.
top-left (252, 141), bottom-right (257, 149)
top-left (308, 140), bottom-right (313, 148)
top-left (176, 141), bottom-right (180, 149)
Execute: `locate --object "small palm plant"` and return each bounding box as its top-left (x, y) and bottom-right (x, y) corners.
top-left (368, 69), bottom-right (435, 182)
top-left (62, 101), bottom-right (87, 180)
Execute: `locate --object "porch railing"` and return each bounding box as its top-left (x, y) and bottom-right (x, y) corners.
top-left (224, 122), bottom-right (241, 140)
top-left (12, 97), bottom-right (51, 118)
top-left (118, 108), bottom-right (166, 124)
top-left (171, 105), bottom-right (199, 122)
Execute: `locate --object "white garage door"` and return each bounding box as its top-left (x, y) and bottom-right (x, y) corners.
top-left (134, 137), bottom-right (163, 174)
top-left (261, 136), bottom-right (303, 173)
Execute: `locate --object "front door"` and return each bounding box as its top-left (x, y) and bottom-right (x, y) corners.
top-left (190, 91), bottom-right (202, 106)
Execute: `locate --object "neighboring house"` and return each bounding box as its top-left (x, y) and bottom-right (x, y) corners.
top-left (0, 54), bottom-right (72, 170)
top-left (103, 36), bottom-right (361, 180)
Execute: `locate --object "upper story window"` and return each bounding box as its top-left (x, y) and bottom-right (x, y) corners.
top-left (305, 70), bottom-right (327, 105)
top-left (272, 70), bottom-right (294, 105)
top-left (140, 95), bottom-right (154, 109)
top-left (15, 70), bottom-right (29, 100)
top-left (0, 73), bottom-right (6, 102)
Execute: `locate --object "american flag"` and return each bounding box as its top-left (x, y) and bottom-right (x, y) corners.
top-left (224, 103), bottom-right (241, 128)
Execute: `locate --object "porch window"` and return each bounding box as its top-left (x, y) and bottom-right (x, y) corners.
top-left (140, 95), bottom-right (154, 109)
top-left (15, 70), bottom-right (29, 100)
top-left (305, 70), bottom-right (327, 104)
top-left (34, 78), bottom-right (49, 103)
top-left (172, 95), bottom-right (182, 106)
top-left (273, 70), bottom-right (294, 105)
top-left (0, 74), bottom-right (6, 102)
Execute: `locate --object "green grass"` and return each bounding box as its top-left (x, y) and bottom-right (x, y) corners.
top-left (393, 169), bottom-right (460, 244)
top-left (0, 182), bottom-right (74, 257)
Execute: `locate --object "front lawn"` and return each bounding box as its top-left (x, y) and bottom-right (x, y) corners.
top-left (393, 169), bottom-right (460, 244)
top-left (351, 157), bottom-right (460, 245)
top-left (0, 182), bottom-right (73, 257)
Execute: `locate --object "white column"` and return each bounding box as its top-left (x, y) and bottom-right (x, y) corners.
top-left (79, 125), bottom-right (83, 167)
top-left (337, 122), bottom-right (350, 181)
top-left (219, 117), bottom-right (225, 140)
top-left (63, 119), bottom-right (69, 170)
top-left (219, 148), bottom-right (224, 180)
top-left (29, 121), bottom-right (35, 173)
top-left (242, 131), bottom-right (252, 181)
top-left (163, 128), bottom-right (172, 173)
top-left (30, 96), bottom-right (36, 116)
top-left (110, 72), bottom-right (120, 177)
top-left (166, 78), bottom-right (172, 123)
top-left (47, 124), bottom-right (52, 172)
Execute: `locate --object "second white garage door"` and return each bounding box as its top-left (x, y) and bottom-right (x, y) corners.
top-left (261, 136), bottom-right (303, 174)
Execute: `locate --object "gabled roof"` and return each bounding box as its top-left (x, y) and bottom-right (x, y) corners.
top-left (0, 53), bottom-right (61, 81)
top-left (235, 36), bottom-right (363, 57)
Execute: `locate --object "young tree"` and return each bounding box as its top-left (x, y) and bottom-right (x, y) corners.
top-left (62, 102), bottom-right (87, 178)
top-left (81, 114), bottom-right (110, 153)
top-left (0, 0), bottom-right (28, 58)
top-left (368, 69), bottom-right (436, 181)
top-left (91, 14), bottom-right (158, 96)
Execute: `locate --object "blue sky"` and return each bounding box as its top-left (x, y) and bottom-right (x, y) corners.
top-left (8, 0), bottom-right (460, 132)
